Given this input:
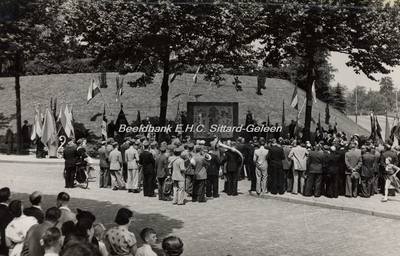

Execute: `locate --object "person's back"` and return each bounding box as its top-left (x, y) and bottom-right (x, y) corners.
top-left (0, 187), bottom-right (13, 255)
top-left (308, 150), bottom-right (325, 174)
top-left (98, 146), bottom-right (109, 168)
top-left (289, 145), bottom-right (308, 171)
top-left (56, 192), bottom-right (76, 229)
top-left (254, 146), bottom-right (268, 170)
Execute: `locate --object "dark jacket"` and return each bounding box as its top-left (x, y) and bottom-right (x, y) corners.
top-left (221, 150), bottom-right (241, 172)
top-left (5, 128), bottom-right (13, 142)
top-left (206, 153), bottom-right (220, 176)
top-left (345, 149), bottom-right (362, 175)
top-left (23, 206), bottom-right (44, 224)
top-left (267, 145), bottom-right (285, 169)
top-left (336, 149), bottom-right (347, 175)
top-left (0, 204), bottom-right (13, 255)
top-left (325, 152), bottom-right (340, 175)
top-left (155, 153), bottom-right (169, 178)
top-left (98, 146), bottom-right (110, 168)
top-left (139, 150), bottom-right (155, 176)
top-left (307, 150), bottom-right (325, 174)
top-left (120, 142), bottom-right (130, 163)
top-left (63, 145), bottom-right (78, 168)
top-left (361, 152), bottom-right (375, 178)
top-left (192, 153), bottom-right (208, 180)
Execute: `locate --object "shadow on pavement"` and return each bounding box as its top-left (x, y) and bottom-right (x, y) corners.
top-left (11, 192), bottom-right (184, 254)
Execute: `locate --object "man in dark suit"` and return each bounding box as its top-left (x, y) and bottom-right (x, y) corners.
top-left (267, 138), bottom-right (285, 195)
top-left (155, 146), bottom-right (169, 201)
top-left (120, 138), bottom-right (130, 182)
top-left (191, 146), bottom-right (208, 202)
top-left (23, 191), bottom-right (44, 224)
top-left (21, 207), bottom-right (61, 256)
top-left (289, 120), bottom-right (296, 139)
top-left (345, 142), bottom-right (362, 197)
top-left (22, 120), bottom-right (31, 149)
top-left (205, 147), bottom-right (220, 198)
top-left (63, 140), bottom-right (78, 188)
top-left (325, 146), bottom-right (340, 198)
top-left (235, 138), bottom-right (247, 180)
top-left (336, 143), bottom-right (348, 196)
top-left (372, 145), bottom-right (381, 194)
top-left (98, 141), bottom-right (110, 188)
top-left (360, 146), bottom-right (375, 197)
top-left (5, 125), bottom-right (14, 155)
top-left (304, 145), bottom-right (325, 197)
top-left (221, 141), bottom-right (242, 196)
top-left (0, 187), bottom-right (13, 256)
top-left (139, 141), bottom-right (156, 197)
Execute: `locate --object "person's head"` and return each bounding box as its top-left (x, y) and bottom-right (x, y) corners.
top-left (114, 208), bottom-right (133, 225)
top-left (61, 221), bottom-right (76, 237)
top-left (76, 209), bottom-right (96, 222)
top-left (173, 148), bottom-right (182, 156)
top-left (112, 142), bottom-right (118, 149)
top-left (259, 137), bottom-right (265, 146)
top-left (57, 192), bottom-right (70, 207)
top-left (61, 241), bottom-right (102, 256)
top-left (41, 227), bottom-right (62, 253)
top-left (45, 207), bottom-right (62, 224)
top-left (385, 157), bottom-right (393, 165)
top-left (143, 141), bottom-right (150, 150)
top-left (29, 191), bottom-right (43, 206)
top-left (140, 228), bottom-right (157, 247)
top-left (162, 236), bottom-right (183, 256)
top-left (0, 187), bottom-right (11, 204)
top-left (75, 218), bottom-right (94, 240)
top-left (93, 223), bottom-right (106, 240)
top-left (271, 138), bottom-right (277, 145)
top-left (24, 120), bottom-right (28, 124)
top-left (9, 200), bottom-right (22, 218)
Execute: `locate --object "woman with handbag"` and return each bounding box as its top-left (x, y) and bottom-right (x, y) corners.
top-left (381, 157), bottom-right (400, 202)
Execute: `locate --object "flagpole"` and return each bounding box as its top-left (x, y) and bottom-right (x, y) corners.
top-left (99, 88), bottom-right (113, 115)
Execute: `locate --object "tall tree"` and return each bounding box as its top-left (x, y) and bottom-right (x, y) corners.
top-left (379, 76), bottom-right (395, 110)
top-left (332, 84), bottom-right (347, 113)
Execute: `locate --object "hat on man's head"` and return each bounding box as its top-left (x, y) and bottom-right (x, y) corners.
top-left (150, 141), bottom-right (157, 147)
top-left (143, 140), bottom-right (150, 146)
top-left (76, 139), bottom-right (83, 145)
top-left (101, 141), bottom-right (107, 145)
top-left (159, 146), bottom-right (167, 152)
top-left (112, 142), bottom-right (118, 147)
top-left (188, 143), bottom-right (194, 149)
top-left (167, 144), bottom-right (176, 151)
top-left (135, 140), bottom-right (140, 145)
top-left (174, 147), bottom-right (183, 153)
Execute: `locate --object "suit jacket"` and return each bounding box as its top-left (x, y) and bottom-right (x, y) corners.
top-left (205, 153), bottom-right (220, 176)
top-left (336, 149), bottom-right (347, 175)
top-left (373, 151), bottom-right (381, 173)
top-left (307, 150), bottom-right (325, 174)
top-left (267, 145), bottom-right (284, 169)
top-left (125, 147), bottom-right (139, 170)
top-left (109, 148), bottom-right (122, 170)
top-left (5, 128), bottom-right (13, 142)
top-left (221, 150), bottom-right (241, 172)
top-left (155, 153), bottom-right (169, 178)
top-left (169, 156), bottom-right (186, 181)
top-left (0, 203), bottom-right (13, 254)
top-left (325, 152), bottom-right (340, 175)
top-left (63, 145), bottom-right (78, 168)
top-left (345, 149), bottom-right (362, 174)
top-left (288, 146), bottom-right (308, 171)
top-left (139, 150), bottom-right (155, 176)
top-left (22, 221), bottom-right (53, 256)
top-left (98, 146), bottom-right (109, 168)
top-left (282, 146), bottom-right (292, 170)
top-left (23, 206), bottom-right (44, 224)
top-left (56, 206), bottom-right (76, 229)
top-left (254, 146), bottom-right (268, 170)
top-left (120, 142), bottom-right (130, 163)
top-left (192, 153), bottom-right (207, 180)
top-left (361, 152), bottom-right (375, 178)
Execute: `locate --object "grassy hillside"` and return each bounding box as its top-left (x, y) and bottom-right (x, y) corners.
top-left (0, 72), bottom-right (369, 138)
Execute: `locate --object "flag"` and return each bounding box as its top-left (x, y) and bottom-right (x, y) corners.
top-left (115, 106), bottom-right (129, 135)
top-left (375, 114), bottom-right (383, 141)
top-left (41, 108), bottom-right (56, 146)
top-left (136, 110), bottom-right (141, 126)
top-left (193, 66), bottom-right (201, 83)
top-left (115, 76), bottom-right (124, 102)
top-left (334, 118), bottom-right (338, 134)
top-left (102, 104), bottom-right (107, 141)
top-left (385, 111), bottom-right (391, 141)
top-left (318, 112), bottom-right (323, 134)
top-left (31, 106), bottom-right (42, 140)
top-left (325, 103), bottom-right (330, 125)
top-left (369, 113), bottom-right (376, 141)
top-left (64, 104), bottom-right (74, 138)
top-left (311, 80), bottom-right (317, 105)
top-left (290, 86), bottom-right (298, 110)
top-left (170, 73), bottom-right (177, 83)
top-left (282, 100), bottom-right (285, 127)
top-left (87, 78), bottom-right (100, 103)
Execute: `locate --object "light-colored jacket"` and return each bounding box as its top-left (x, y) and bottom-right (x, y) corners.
top-left (109, 148), bottom-right (122, 170)
top-left (253, 146), bottom-right (269, 170)
top-left (125, 146), bottom-right (139, 170)
top-left (169, 155), bottom-right (186, 181)
top-left (288, 145), bottom-right (308, 171)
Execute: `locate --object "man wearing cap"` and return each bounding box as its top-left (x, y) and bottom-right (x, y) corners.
top-left (155, 146), bottom-right (169, 200)
top-left (253, 138), bottom-right (269, 195)
top-left (120, 138), bottom-right (131, 183)
top-left (98, 141), bottom-right (110, 188)
top-left (324, 146), bottom-right (340, 198)
top-left (360, 146), bottom-right (375, 197)
top-left (139, 141), bottom-right (156, 197)
top-left (184, 143), bottom-right (195, 196)
top-left (191, 146), bottom-right (208, 202)
top-left (125, 139), bottom-right (140, 193)
top-left (108, 142), bottom-right (126, 191)
top-left (169, 147), bottom-right (187, 205)
top-left (345, 142), bottom-right (362, 197)
top-left (63, 140), bottom-right (78, 188)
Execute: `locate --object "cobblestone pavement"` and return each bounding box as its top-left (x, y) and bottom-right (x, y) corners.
top-left (2, 162), bottom-right (400, 256)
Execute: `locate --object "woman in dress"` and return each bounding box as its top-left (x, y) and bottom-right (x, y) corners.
top-left (5, 200), bottom-right (37, 256)
top-left (104, 208), bottom-right (137, 256)
top-left (382, 157), bottom-right (400, 202)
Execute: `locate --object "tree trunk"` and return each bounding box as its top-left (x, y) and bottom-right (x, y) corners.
top-left (158, 57), bottom-right (170, 143)
top-left (15, 51), bottom-right (22, 155)
top-left (303, 53), bottom-right (316, 142)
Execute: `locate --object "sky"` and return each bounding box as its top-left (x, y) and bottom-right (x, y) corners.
top-left (329, 52), bottom-right (400, 92)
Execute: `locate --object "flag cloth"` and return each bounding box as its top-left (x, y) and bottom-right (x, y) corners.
top-left (369, 113), bottom-right (376, 141)
top-left (385, 111), bottom-right (391, 141)
top-left (375, 114), bottom-right (383, 141)
top-left (102, 104), bottom-right (107, 141)
top-left (64, 105), bottom-right (74, 138)
top-left (290, 86), bottom-right (298, 110)
top-left (282, 100), bottom-right (285, 128)
top-left (311, 81), bottom-right (317, 105)
top-left (193, 66), bottom-right (201, 83)
top-left (116, 107), bottom-right (129, 135)
top-left (87, 78), bottom-right (100, 103)
top-left (31, 106), bottom-right (42, 140)
top-left (115, 76), bottom-right (124, 102)
top-left (136, 110), bottom-right (141, 126)
top-left (170, 73), bottom-right (177, 83)
top-left (318, 112), bottom-right (323, 134)
top-left (325, 103), bottom-right (330, 125)
top-left (41, 108), bottom-right (56, 145)
top-left (334, 118), bottom-right (338, 134)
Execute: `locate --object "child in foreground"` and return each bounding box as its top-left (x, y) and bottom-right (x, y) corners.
top-left (135, 228), bottom-right (157, 256)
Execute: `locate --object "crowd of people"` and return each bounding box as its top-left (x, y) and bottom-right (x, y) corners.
top-left (0, 189), bottom-right (184, 256)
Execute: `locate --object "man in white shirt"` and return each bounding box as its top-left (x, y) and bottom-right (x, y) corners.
top-left (253, 138), bottom-right (269, 195)
top-left (288, 141), bottom-right (309, 195)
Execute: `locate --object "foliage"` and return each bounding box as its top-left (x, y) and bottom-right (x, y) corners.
top-left (379, 76), bottom-right (395, 110)
top-left (203, 64), bottom-right (226, 86)
top-left (24, 58), bottom-right (98, 75)
top-left (331, 83), bottom-right (347, 113)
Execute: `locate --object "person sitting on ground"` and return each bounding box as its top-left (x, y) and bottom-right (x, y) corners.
top-left (135, 228), bottom-right (157, 256)
top-left (23, 191), bottom-right (45, 224)
top-left (104, 208), bottom-right (137, 255)
top-left (381, 157), bottom-right (400, 202)
top-left (162, 236), bottom-right (183, 256)
top-left (5, 200), bottom-right (37, 256)
top-left (56, 192), bottom-right (77, 229)
top-left (41, 227), bottom-right (63, 256)
top-left (93, 223), bottom-right (108, 256)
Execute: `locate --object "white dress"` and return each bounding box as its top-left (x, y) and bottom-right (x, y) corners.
top-left (5, 215), bottom-right (38, 256)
